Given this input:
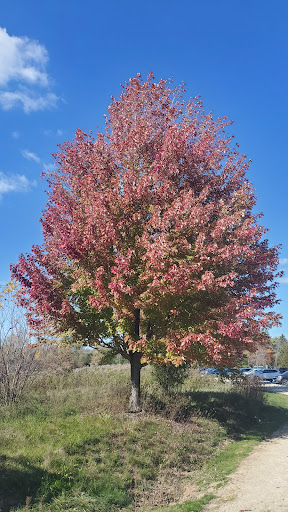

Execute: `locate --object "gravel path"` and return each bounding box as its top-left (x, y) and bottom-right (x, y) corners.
top-left (203, 385), bottom-right (288, 512)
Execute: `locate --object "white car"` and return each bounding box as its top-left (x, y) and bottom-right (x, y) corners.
top-left (245, 368), bottom-right (280, 382)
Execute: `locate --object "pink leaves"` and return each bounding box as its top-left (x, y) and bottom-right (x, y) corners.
top-left (10, 73), bottom-right (281, 367)
top-left (197, 271), bottom-right (216, 291)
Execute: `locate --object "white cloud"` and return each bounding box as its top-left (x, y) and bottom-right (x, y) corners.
top-left (279, 258), bottom-right (288, 265)
top-left (0, 89), bottom-right (58, 113)
top-left (0, 27), bottom-right (48, 87)
top-left (11, 130), bottom-right (19, 139)
top-left (0, 171), bottom-right (36, 197)
top-left (0, 27), bottom-right (59, 112)
top-left (22, 149), bottom-right (41, 164)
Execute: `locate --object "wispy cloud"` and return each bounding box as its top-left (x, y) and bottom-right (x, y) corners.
top-left (21, 149), bottom-right (41, 164)
top-left (0, 89), bottom-right (58, 113)
top-left (279, 258), bottom-right (288, 265)
top-left (0, 27), bottom-right (59, 112)
top-left (44, 128), bottom-right (63, 137)
top-left (11, 130), bottom-right (19, 139)
top-left (21, 150), bottom-right (53, 174)
top-left (279, 276), bottom-right (288, 284)
top-left (0, 171), bottom-right (36, 197)
top-left (42, 162), bottom-right (54, 173)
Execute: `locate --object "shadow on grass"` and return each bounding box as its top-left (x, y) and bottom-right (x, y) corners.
top-left (0, 450), bottom-right (132, 512)
top-left (186, 390), bottom-right (288, 439)
top-left (0, 455), bottom-right (70, 512)
top-left (144, 388), bottom-right (288, 441)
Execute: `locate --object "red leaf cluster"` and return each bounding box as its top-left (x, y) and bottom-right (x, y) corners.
top-left (11, 73), bottom-right (282, 366)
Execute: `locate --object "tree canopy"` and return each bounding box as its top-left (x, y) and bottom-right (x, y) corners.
top-left (11, 73), bottom-right (281, 410)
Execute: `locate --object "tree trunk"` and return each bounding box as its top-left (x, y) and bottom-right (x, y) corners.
top-left (128, 308), bottom-right (142, 412)
top-left (129, 351), bottom-right (142, 412)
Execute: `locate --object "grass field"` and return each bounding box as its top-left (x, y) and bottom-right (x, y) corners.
top-left (1, 366), bottom-right (288, 512)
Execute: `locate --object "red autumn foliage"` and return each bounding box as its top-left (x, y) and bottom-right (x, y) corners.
top-left (11, 73), bottom-right (281, 408)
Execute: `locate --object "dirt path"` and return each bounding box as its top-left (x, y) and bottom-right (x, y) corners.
top-left (202, 386), bottom-right (288, 512)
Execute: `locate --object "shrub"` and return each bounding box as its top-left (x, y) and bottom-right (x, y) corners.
top-left (232, 375), bottom-right (264, 403)
top-left (153, 363), bottom-right (190, 393)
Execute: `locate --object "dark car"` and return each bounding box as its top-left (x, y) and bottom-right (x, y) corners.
top-left (275, 370), bottom-right (288, 385)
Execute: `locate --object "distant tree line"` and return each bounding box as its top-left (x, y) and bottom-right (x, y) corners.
top-left (246, 334), bottom-right (288, 368)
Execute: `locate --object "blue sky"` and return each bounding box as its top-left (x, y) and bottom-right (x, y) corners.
top-left (0, 0), bottom-right (287, 338)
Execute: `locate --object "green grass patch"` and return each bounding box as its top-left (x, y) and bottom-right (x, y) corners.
top-left (146, 494), bottom-right (215, 512)
top-left (0, 368), bottom-right (288, 512)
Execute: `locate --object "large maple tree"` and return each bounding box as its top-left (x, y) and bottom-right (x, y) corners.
top-left (11, 73), bottom-right (281, 411)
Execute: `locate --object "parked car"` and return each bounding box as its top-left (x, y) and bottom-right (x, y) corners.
top-left (200, 368), bottom-right (220, 375)
top-left (240, 368), bottom-right (252, 374)
top-left (200, 368), bottom-right (240, 379)
top-left (245, 368), bottom-right (280, 382)
top-left (222, 368), bottom-right (240, 377)
top-left (275, 370), bottom-right (288, 385)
